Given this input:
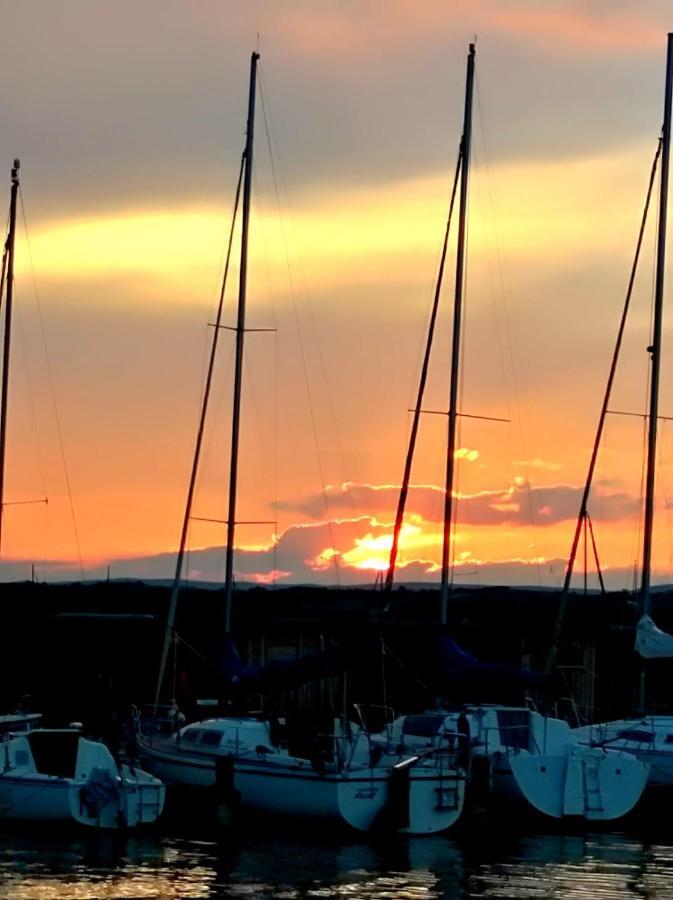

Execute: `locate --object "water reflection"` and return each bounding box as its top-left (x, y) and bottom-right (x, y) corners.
top-left (0, 827), bottom-right (672, 899)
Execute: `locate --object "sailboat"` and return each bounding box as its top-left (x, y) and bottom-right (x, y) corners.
top-left (380, 39), bottom-right (650, 822)
top-left (379, 706), bottom-right (648, 821)
top-left (0, 160), bottom-right (165, 829)
top-left (136, 50), bottom-right (466, 834)
top-left (572, 33), bottom-right (673, 789)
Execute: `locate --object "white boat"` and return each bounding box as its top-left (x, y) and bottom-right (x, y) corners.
top-left (0, 728), bottom-right (165, 829)
top-left (0, 164), bottom-right (167, 832)
top-left (136, 714), bottom-right (465, 834)
top-left (0, 712), bottom-right (41, 735)
top-left (557, 36), bottom-right (673, 790)
top-left (380, 706), bottom-right (648, 821)
top-left (139, 50), bottom-right (478, 836)
top-left (574, 717), bottom-right (673, 787)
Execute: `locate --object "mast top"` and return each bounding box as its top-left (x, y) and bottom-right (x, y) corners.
top-left (11, 160), bottom-right (19, 183)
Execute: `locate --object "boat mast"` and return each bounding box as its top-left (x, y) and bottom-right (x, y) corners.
top-left (0, 160), bottom-right (20, 560)
top-left (152, 157), bottom-right (245, 712)
top-left (545, 140), bottom-right (661, 672)
top-left (641, 33), bottom-right (673, 614)
top-left (440, 45), bottom-right (475, 625)
top-left (224, 51), bottom-right (259, 633)
top-left (384, 150), bottom-right (463, 591)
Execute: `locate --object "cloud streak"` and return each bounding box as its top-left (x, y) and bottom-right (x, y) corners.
top-left (278, 480), bottom-right (640, 527)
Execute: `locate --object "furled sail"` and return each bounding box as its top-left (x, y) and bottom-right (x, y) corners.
top-left (436, 636), bottom-right (547, 689)
top-left (635, 614), bottom-right (673, 659)
top-left (219, 634), bottom-right (347, 691)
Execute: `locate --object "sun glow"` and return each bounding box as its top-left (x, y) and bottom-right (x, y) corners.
top-left (340, 522), bottom-right (440, 571)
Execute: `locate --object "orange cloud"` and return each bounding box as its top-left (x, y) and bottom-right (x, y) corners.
top-left (278, 479), bottom-right (640, 527)
top-left (271, 1), bottom-right (660, 61)
top-left (490, 3), bottom-right (659, 55)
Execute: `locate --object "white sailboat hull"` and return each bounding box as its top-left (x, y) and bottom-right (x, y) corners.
top-left (504, 750), bottom-right (648, 820)
top-left (137, 729), bottom-right (465, 834)
top-left (575, 717), bottom-right (673, 788)
top-left (0, 730), bottom-right (165, 829)
top-left (388, 707), bottom-right (649, 822)
top-left (235, 758), bottom-right (465, 834)
top-left (0, 770), bottom-right (165, 828)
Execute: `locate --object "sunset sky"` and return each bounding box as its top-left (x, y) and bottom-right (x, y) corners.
top-left (3, 1), bottom-right (673, 589)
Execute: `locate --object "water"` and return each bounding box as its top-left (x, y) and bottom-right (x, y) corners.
top-left (1, 825), bottom-right (673, 899)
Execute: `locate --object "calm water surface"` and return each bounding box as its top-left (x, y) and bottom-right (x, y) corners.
top-left (0, 824), bottom-right (672, 899)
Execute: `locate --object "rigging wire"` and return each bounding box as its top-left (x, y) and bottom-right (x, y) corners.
top-left (659, 421), bottom-right (673, 569)
top-left (242, 343), bottom-right (275, 507)
top-left (635, 414), bottom-right (650, 591)
top-left (384, 149), bottom-right (463, 590)
top-left (561, 139), bottom-right (663, 601)
top-left (12, 284), bottom-right (49, 520)
top-left (18, 188), bottom-right (84, 580)
top-left (475, 73), bottom-right (543, 586)
top-left (257, 67), bottom-right (355, 522)
top-left (471, 99), bottom-right (514, 584)
top-left (272, 293), bottom-right (279, 586)
top-left (546, 140), bottom-right (662, 658)
top-left (0, 207), bottom-right (10, 316)
top-left (248, 165), bottom-right (282, 582)
top-left (13, 281), bottom-right (48, 504)
top-left (154, 152), bottom-right (244, 710)
top-left (451, 184), bottom-right (471, 588)
top-left (257, 64), bottom-right (341, 585)
top-left (634, 157), bottom-right (662, 589)
top-left (381, 639), bottom-right (439, 699)
top-left (248, 163), bottom-right (281, 585)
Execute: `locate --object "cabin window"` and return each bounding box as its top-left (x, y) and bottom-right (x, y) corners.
top-left (200, 732), bottom-right (222, 747)
top-left (182, 730), bottom-right (202, 743)
top-left (617, 729), bottom-right (654, 743)
top-left (496, 710), bottom-right (531, 752)
top-left (401, 714), bottom-right (445, 738)
top-left (27, 732), bottom-right (79, 778)
top-left (665, 735), bottom-right (673, 744)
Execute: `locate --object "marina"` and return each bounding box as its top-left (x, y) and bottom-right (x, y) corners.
top-left (3, 1), bottom-right (673, 895)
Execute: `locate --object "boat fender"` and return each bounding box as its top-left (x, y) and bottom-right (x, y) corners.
top-left (79, 768), bottom-right (120, 818)
top-left (214, 755), bottom-right (241, 823)
top-left (386, 765), bottom-right (411, 831)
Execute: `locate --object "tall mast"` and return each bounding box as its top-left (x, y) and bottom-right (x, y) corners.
top-left (440, 44), bottom-right (475, 624)
top-left (152, 157), bottom-right (245, 712)
top-left (224, 51), bottom-right (259, 633)
top-left (641, 33), bottom-right (673, 613)
top-left (545, 139), bottom-right (661, 672)
top-left (0, 159), bottom-right (20, 560)
top-left (384, 149), bottom-right (462, 591)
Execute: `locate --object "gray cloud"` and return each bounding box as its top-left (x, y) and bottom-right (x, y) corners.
top-left (2, 1), bottom-right (671, 221)
top-left (4, 544), bottom-right (649, 594)
top-left (278, 480), bottom-right (640, 527)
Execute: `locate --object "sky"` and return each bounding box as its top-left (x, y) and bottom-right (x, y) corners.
top-left (2, 0), bottom-right (673, 590)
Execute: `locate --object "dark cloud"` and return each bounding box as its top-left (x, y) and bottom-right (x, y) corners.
top-left (2, 1), bottom-right (670, 220)
top-left (278, 480), bottom-right (640, 527)
top-left (4, 544), bottom-right (648, 593)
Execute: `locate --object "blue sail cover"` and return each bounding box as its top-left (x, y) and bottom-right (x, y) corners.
top-left (435, 635), bottom-right (546, 690)
top-left (219, 635), bottom-right (347, 692)
top-left (217, 633), bottom-right (544, 696)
